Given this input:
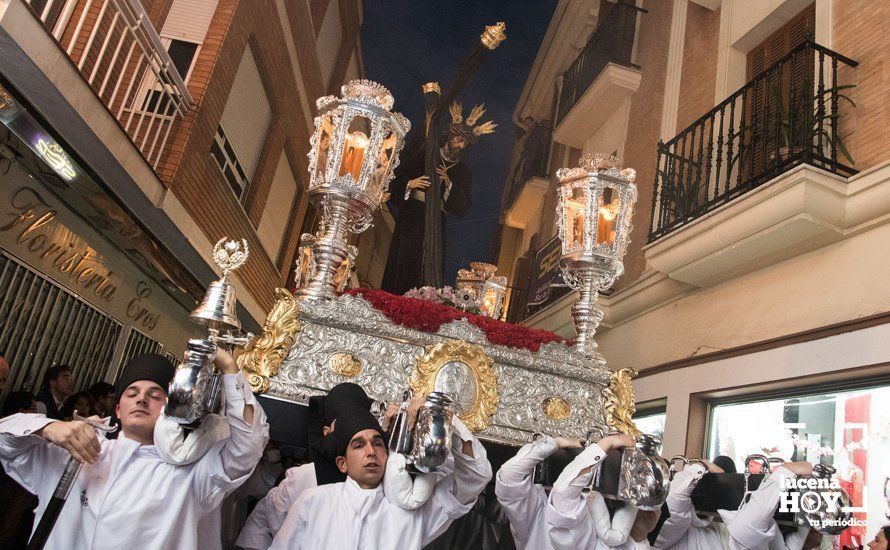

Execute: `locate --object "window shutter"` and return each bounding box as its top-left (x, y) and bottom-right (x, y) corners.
top-left (257, 152), bottom-right (299, 261)
top-left (743, 3), bottom-right (815, 175)
top-left (746, 3), bottom-right (814, 78)
top-left (219, 47), bottom-right (272, 181)
top-left (160, 0), bottom-right (219, 44)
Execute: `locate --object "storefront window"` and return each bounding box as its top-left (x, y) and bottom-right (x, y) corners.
top-left (708, 384), bottom-right (890, 546)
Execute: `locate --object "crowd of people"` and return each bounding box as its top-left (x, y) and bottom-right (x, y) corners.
top-left (0, 349), bottom-right (887, 550)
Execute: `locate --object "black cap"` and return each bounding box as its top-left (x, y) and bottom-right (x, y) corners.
top-left (321, 383), bottom-right (372, 426)
top-left (307, 383), bottom-right (373, 458)
top-left (115, 353), bottom-right (175, 401)
top-left (712, 455), bottom-right (737, 474)
top-left (330, 405), bottom-right (383, 458)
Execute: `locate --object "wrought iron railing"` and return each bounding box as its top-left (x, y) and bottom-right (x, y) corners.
top-left (648, 41), bottom-right (858, 242)
top-left (501, 123), bottom-right (552, 212)
top-left (556, 1), bottom-right (645, 124)
top-left (25, 0), bottom-right (194, 172)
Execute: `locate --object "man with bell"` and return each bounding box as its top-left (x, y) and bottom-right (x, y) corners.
top-left (0, 350), bottom-right (269, 549)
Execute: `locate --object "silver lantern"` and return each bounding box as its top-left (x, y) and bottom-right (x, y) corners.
top-left (454, 262), bottom-right (507, 319)
top-left (296, 79), bottom-right (410, 300)
top-left (388, 391), bottom-right (455, 473)
top-left (556, 153), bottom-right (637, 358)
top-left (616, 433), bottom-right (671, 510)
top-left (795, 464), bottom-right (853, 535)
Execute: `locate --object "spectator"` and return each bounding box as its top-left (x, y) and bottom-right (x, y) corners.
top-left (868, 525), bottom-right (890, 550)
top-left (35, 364), bottom-right (75, 419)
top-left (2, 391), bottom-right (36, 417)
top-left (0, 351), bottom-right (9, 394)
top-left (0, 389), bottom-right (38, 549)
top-left (88, 381), bottom-right (116, 417)
top-left (59, 390), bottom-right (96, 420)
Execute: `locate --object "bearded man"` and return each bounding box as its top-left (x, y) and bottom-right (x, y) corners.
top-left (381, 102), bottom-right (495, 294)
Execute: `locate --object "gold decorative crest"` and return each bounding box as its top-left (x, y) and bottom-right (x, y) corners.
top-left (542, 397), bottom-right (572, 420)
top-left (237, 288), bottom-right (302, 393)
top-left (329, 352), bottom-right (363, 378)
top-left (409, 340), bottom-right (499, 432)
top-left (422, 82), bottom-right (441, 94)
top-left (481, 21), bottom-right (507, 50)
top-left (603, 367), bottom-right (642, 436)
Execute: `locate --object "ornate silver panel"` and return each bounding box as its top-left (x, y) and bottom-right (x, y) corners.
top-left (267, 294), bottom-right (612, 445)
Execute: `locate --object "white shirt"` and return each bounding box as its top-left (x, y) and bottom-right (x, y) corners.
top-left (546, 444), bottom-right (651, 550)
top-left (200, 454), bottom-right (284, 550)
top-left (494, 435), bottom-right (559, 550)
top-left (653, 463), bottom-right (729, 550)
top-left (719, 466), bottom-right (809, 550)
top-left (0, 372), bottom-right (268, 550)
top-left (268, 417), bottom-right (492, 549)
top-left (235, 463), bottom-right (318, 549)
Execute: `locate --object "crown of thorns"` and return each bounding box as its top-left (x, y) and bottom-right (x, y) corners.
top-left (449, 102), bottom-right (497, 137)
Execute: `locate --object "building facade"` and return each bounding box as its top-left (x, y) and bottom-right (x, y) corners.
top-left (497, 0), bottom-right (890, 542)
top-left (0, 0), bottom-right (364, 393)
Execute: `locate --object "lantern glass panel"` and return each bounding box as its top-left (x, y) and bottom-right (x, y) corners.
top-left (566, 186), bottom-right (586, 249)
top-left (339, 115), bottom-right (372, 183)
top-left (596, 186), bottom-right (620, 247)
top-left (481, 288), bottom-right (499, 316)
top-left (370, 130), bottom-right (398, 195)
top-left (316, 114), bottom-right (334, 182)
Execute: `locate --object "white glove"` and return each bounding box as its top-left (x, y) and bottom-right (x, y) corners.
top-left (383, 453), bottom-right (437, 509)
top-left (588, 491), bottom-right (638, 546)
top-left (153, 412), bottom-right (230, 465)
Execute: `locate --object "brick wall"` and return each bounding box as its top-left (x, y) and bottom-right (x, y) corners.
top-left (832, 0), bottom-right (890, 171)
top-left (155, 0), bottom-right (359, 310)
top-left (614, 0), bottom-right (674, 292)
top-left (675, 3), bottom-right (720, 132)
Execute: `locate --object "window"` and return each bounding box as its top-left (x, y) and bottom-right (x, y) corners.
top-left (140, 39), bottom-right (199, 117)
top-left (210, 126), bottom-right (249, 198)
top-left (744, 3), bottom-right (815, 174)
top-left (168, 39), bottom-right (199, 79)
top-left (634, 410), bottom-right (666, 452)
top-left (708, 383), bottom-right (890, 546)
top-left (212, 46), bottom-right (272, 196)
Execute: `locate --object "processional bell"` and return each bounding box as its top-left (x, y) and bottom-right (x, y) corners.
top-left (165, 238), bottom-right (252, 426)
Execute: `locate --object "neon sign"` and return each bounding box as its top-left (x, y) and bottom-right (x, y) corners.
top-left (35, 138), bottom-right (77, 181)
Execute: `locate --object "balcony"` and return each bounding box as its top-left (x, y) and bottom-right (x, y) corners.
top-left (649, 41), bottom-right (858, 243)
top-left (24, 0), bottom-right (193, 172)
top-left (502, 123), bottom-right (551, 229)
top-left (552, 1), bottom-right (645, 148)
top-left (645, 41), bottom-right (861, 288)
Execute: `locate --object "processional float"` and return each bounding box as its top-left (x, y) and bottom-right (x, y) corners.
top-left (234, 76), bottom-right (641, 443)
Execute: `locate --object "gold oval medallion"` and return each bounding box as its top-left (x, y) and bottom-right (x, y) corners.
top-left (542, 396), bottom-right (571, 420)
top-left (329, 352), bottom-right (363, 378)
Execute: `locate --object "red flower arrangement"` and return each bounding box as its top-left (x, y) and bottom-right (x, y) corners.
top-left (345, 288), bottom-right (571, 352)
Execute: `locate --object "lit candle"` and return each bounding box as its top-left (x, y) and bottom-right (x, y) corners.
top-left (339, 131), bottom-right (369, 181)
top-left (482, 289), bottom-right (497, 316)
top-left (596, 200), bottom-right (619, 246)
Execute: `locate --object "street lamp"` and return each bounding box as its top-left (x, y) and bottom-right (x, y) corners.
top-left (556, 153), bottom-right (637, 357)
top-left (296, 79), bottom-right (410, 300)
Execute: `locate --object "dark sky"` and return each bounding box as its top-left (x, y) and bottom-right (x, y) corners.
top-left (361, 0), bottom-right (557, 285)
